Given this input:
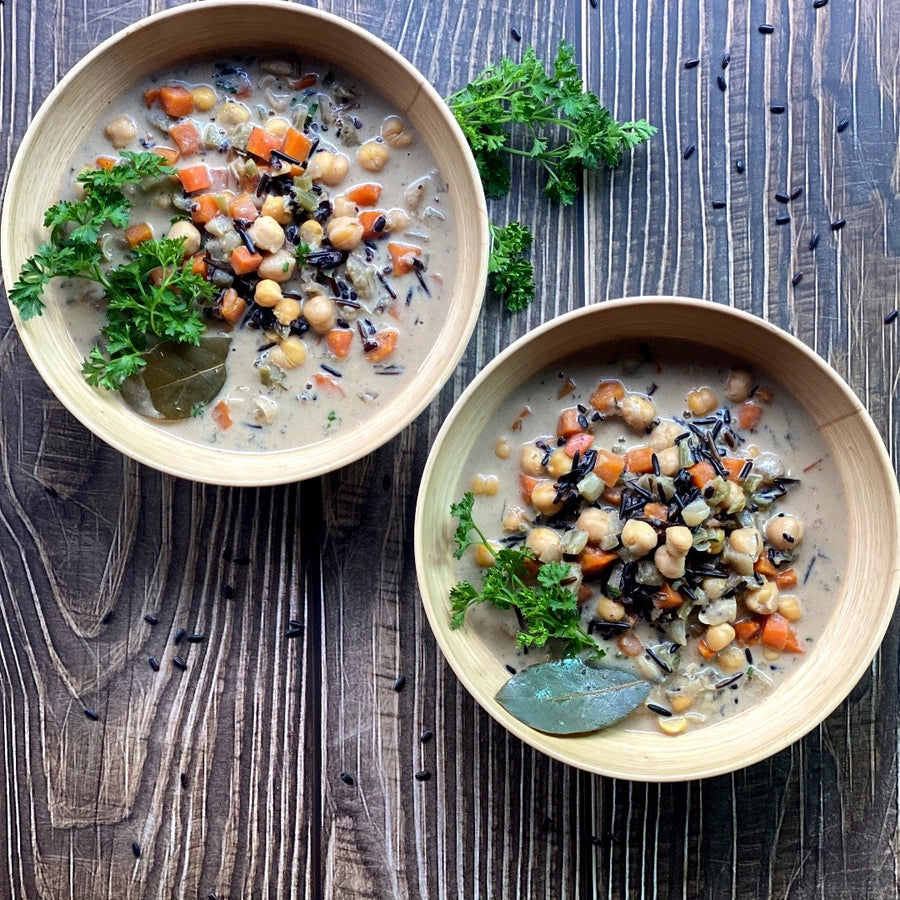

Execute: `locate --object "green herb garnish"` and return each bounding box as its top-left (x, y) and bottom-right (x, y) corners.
top-left (9, 151), bottom-right (217, 390)
top-left (449, 492), bottom-right (596, 655)
top-left (446, 41), bottom-right (655, 310)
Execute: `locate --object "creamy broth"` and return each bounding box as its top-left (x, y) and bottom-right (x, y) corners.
top-left (57, 55), bottom-right (457, 451)
top-left (453, 341), bottom-right (846, 736)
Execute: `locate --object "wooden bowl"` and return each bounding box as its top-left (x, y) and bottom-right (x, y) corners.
top-left (414, 297), bottom-right (900, 781)
top-left (0, 1), bottom-right (488, 485)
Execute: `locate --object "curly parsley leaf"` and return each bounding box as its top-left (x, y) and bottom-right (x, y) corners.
top-left (488, 221), bottom-right (534, 311)
top-left (449, 492), bottom-right (597, 655)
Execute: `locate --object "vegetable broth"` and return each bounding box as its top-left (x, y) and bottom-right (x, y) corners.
top-left (58, 55), bottom-right (457, 451)
top-left (452, 341), bottom-right (847, 735)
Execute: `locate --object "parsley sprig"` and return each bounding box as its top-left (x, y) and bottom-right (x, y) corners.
top-left (9, 151), bottom-right (216, 390)
top-left (449, 492), bottom-right (597, 655)
top-left (446, 42), bottom-right (655, 309)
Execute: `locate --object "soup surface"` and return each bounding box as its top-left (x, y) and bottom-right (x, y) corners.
top-left (56, 55), bottom-right (457, 451)
top-left (451, 341), bottom-right (846, 736)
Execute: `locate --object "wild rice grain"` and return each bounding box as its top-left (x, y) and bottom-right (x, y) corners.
top-left (735, 159), bottom-right (745, 173)
top-left (148, 657), bottom-right (160, 671)
top-left (775, 214), bottom-right (791, 225)
top-left (813, 0), bottom-right (828, 7)
top-left (340, 772), bottom-right (355, 785)
top-left (174, 628), bottom-right (186, 645)
top-left (414, 770), bottom-right (432, 781)
top-left (187, 633), bottom-right (204, 643)
top-left (684, 57), bottom-right (700, 69)
top-left (84, 708), bottom-right (99, 721)
top-left (830, 218), bottom-right (846, 231)
top-left (421, 729), bottom-right (434, 743)
top-left (884, 309), bottom-right (898, 325)
top-left (173, 656), bottom-right (188, 671)
top-left (809, 232), bottom-right (820, 250)
top-left (790, 186), bottom-right (803, 200)
top-left (394, 675), bottom-right (406, 692)
top-left (284, 627), bottom-right (304, 639)
top-left (180, 773), bottom-right (188, 789)
top-left (682, 144), bottom-right (696, 160)
top-left (836, 117), bottom-right (849, 133)
top-left (132, 842), bottom-right (141, 859)
top-left (758, 23), bottom-right (775, 33)
top-left (717, 74), bottom-right (727, 91)
top-left (792, 272), bottom-right (803, 287)
top-left (774, 192), bottom-right (790, 203)
top-left (100, 608), bottom-right (114, 625)
top-left (769, 104), bottom-right (786, 114)
top-left (712, 200), bottom-right (726, 209)
top-left (511, 27), bottom-right (521, 41)
top-left (721, 53), bottom-right (731, 69)
top-left (143, 614), bottom-right (159, 626)
top-left (647, 702), bottom-right (673, 717)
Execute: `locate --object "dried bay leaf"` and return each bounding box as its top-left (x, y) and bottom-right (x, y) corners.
top-left (495, 658), bottom-right (650, 735)
top-left (121, 333), bottom-right (231, 420)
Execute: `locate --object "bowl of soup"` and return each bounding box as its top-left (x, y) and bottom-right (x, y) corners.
top-left (414, 297), bottom-right (900, 780)
top-left (1, 1), bottom-right (489, 485)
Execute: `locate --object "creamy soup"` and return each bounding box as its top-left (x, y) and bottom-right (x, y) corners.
top-left (452, 341), bottom-right (846, 736)
top-left (56, 55), bottom-right (457, 451)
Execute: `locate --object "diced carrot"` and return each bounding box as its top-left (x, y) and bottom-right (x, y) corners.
top-left (124, 222), bottom-right (153, 248)
top-left (737, 401), bottom-right (764, 431)
top-left (589, 378), bottom-right (625, 413)
top-left (564, 432), bottom-right (594, 458)
top-left (211, 399), bottom-right (232, 431)
top-left (518, 473), bottom-right (541, 503)
top-left (144, 88), bottom-right (161, 108)
top-left (578, 546), bottom-right (619, 578)
top-left (754, 554), bottom-right (778, 579)
top-left (358, 209), bottom-right (388, 240)
top-left (290, 73), bottom-right (318, 90)
top-left (760, 612), bottom-right (803, 652)
top-left (152, 146), bottom-right (180, 166)
top-left (721, 457), bottom-right (748, 482)
top-left (733, 619), bottom-right (761, 644)
top-left (697, 637), bottom-right (716, 659)
top-left (246, 126), bottom-right (283, 161)
top-left (280, 127), bottom-right (313, 164)
top-left (95, 156), bottom-right (117, 171)
top-left (168, 120), bottom-right (202, 156)
top-left (783, 630), bottom-right (804, 653)
top-left (624, 445), bottom-right (656, 474)
top-left (688, 460), bottom-right (717, 488)
top-left (230, 245), bottom-right (263, 275)
top-left (776, 568), bottom-right (798, 589)
top-left (218, 288), bottom-right (247, 325)
top-left (177, 164), bottom-right (213, 194)
top-left (314, 372), bottom-right (346, 396)
top-left (365, 329), bottom-right (398, 362)
top-left (556, 407), bottom-right (583, 439)
top-left (159, 85), bottom-right (194, 118)
top-left (601, 486), bottom-right (623, 506)
top-left (190, 193), bottom-right (221, 225)
top-left (345, 182), bottom-right (383, 206)
top-left (189, 254), bottom-right (207, 277)
top-left (594, 449), bottom-right (625, 487)
top-left (643, 502), bottom-right (668, 521)
top-left (326, 329), bottom-right (353, 358)
top-left (227, 192), bottom-right (259, 222)
top-left (387, 241), bottom-right (422, 275)
top-left (653, 582), bottom-right (683, 610)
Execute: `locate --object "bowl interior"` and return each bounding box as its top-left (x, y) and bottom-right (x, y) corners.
top-left (415, 297), bottom-right (900, 781)
top-left (0, 1), bottom-right (488, 485)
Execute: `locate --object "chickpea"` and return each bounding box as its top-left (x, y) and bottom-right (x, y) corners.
top-left (381, 115), bottom-right (413, 148)
top-left (519, 444), bottom-right (546, 477)
top-left (384, 207), bottom-right (410, 233)
top-left (191, 85), bottom-right (218, 112)
top-left (264, 117), bottom-right (290, 138)
top-left (620, 393), bottom-right (657, 433)
top-left (502, 507), bottom-right (530, 533)
top-left (654, 545), bottom-right (686, 579)
top-left (269, 336), bottom-right (307, 370)
top-left (729, 526), bottom-right (762, 559)
top-left (273, 297), bottom-right (302, 326)
top-left (474, 542), bottom-right (499, 568)
top-left (778, 594), bottom-right (803, 622)
top-left (576, 507), bottom-right (613, 545)
top-left (260, 194), bottom-right (293, 225)
top-left (724, 368), bottom-right (753, 403)
top-left (656, 446), bottom-right (680, 477)
top-left (530, 481), bottom-right (564, 517)
top-left (717, 646), bottom-right (745, 672)
top-left (621, 519), bottom-right (658, 557)
top-left (254, 279), bottom-right (283, 308)
top-left (104, 115), bottom-right (137, 149)
top-left (765, 514), bottom-right (804, 551)
top-left (721, 480), bottom-right (746, 513)
top-left (306, 151), bottom-right (349, 186)
top-left (595, 595), bottom-right (626, 622)
top-left (302, 293), bottom-right (337, 334)
top-left (665, 525), bottom-right (693, 557)
top-left (471, 473), bottom-right (500, 496)
top-left (686, 386), bottom-right (718, 417)
top-left (705, 622), bottom-right (735, 652)
top-left (647, 418), bottom-right (683, 451)
top-left (257, 249), bottom-right (296, 283)
top-left (744, 581), bottom-right (780, 615)
top-left (326, 216), bottom-right (364, 251)
top-left (298, 219), bottom-right (324, 246)
top-left (616, 631), bottom-right (644, 658)
top-left (217, 100), bottom-right (250, 126)
top-left (331, 195), bottom-right (358, 219)
top-left (494, 438), bottom-right (512, 460)
top-left (526, 526), bottom-right (562, 563)
top-left (701, 577), bottom-right (728, 601)
top-left (546, 448), bottom-right (573, 478)
top-left (247, 216), bottom-right (285, 253)
top-left (167, 219), bottom-right (202, 256)
top-left (669, 694), bottom-right (693, 714)
top-left (357, 138), bottom-right (391, 172)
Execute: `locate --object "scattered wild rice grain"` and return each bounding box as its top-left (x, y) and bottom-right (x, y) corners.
top-left (505, 664), bottom-right (517, 675)
top-left (683, 144), bottom-right (696, 160)
top-left (717, 74), bottom-right (727, 91)
top-left (836, 117), bottom-right (849, 133)
top-left (421, 729), bottom-right (434, 743)
top-left (813, 0), bottom-right (828, 7)
top-left (174, 628), bottom-right (186, 645)
top-left (809, 232), bottom-right (820, 250)
top-left (775, 192), bottom-right (790, 203)
top-left (100, 608), bottom-right (114, 625)
top-left (132, 842), bottom-right (141, 859)
top-left (830, 218), bottom-right (846, 231)
top-left (180, 773), bottom-right (188, 789)
top-left (790, 186), bottom-right (803, 200)
top-left (735, 159), bottom-right (745, 173)
top-left (721, 53), bottom-right (731, 69)
top-left (884, 310), bottom-right (898, 325)
top-left (511, 27), bottom-right (521, 41)
top-left (173, 656), bottom-right (187, 671)
top-left (143, 614), bottom-right (159, 626)
top-left (770, 104), bottom-right (786, 114)
top-left (340, 772), bottom-right (355, 785)
top-left (792, 272), bottom-right (803, 286)
top-left (394, 676), bottom-right (406, 692)
top-left (148, 657), bottom-right (160, 671)
top-left (187, 634), bottom-right (204, 643)
top-left (684, 57), bottom-right (700, 69)
top-left (712, 200), bottom-right (726, 209)
top-left (414, 770), bottom-right (432, 781)
top-left (776, 214), bottom-right (791, 224)
top-left (758, 23), bottom-right (775, 33)
top-left (84, 708), bottom-right (99, 721)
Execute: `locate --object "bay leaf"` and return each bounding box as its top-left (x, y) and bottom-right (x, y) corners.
top-left (495, 658), bottom-right (651, 735)
top-left (120, 333), bottom-right (231, 420)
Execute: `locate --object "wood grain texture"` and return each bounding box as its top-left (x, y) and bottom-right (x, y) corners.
top-left (0, 0), bottom-right (897, 898)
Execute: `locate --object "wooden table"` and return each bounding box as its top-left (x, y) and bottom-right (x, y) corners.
top-left (1, 0), bottom-right (897, 897)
